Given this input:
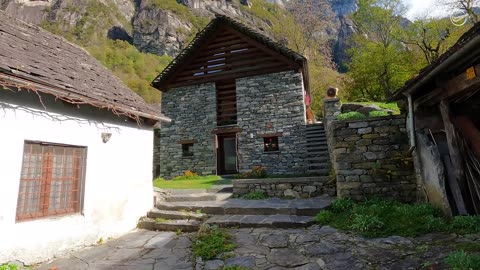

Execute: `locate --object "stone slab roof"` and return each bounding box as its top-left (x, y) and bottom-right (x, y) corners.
top-left (0, 10), bottom-right (169, 122)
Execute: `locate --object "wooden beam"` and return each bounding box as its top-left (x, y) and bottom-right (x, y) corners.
top-left (439, 100), bottom-right (468, 215)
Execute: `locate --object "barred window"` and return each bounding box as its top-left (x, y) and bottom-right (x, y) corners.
top-left (16, 142), bottom-right (87, 222)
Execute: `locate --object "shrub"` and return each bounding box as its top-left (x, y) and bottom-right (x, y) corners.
top-left (172, 170), bottom-right (200, 180)
top-left (336, 112), bottom-right (366, 121)
top-left (331, 198), bottom-right (355, 213)
top-left (192, 226), bottom-right (236, 260)
top-left (235, 166), bottom-right (268, 179)
top-left (444, 251), bottom-right (480, 270)
top-left (368, 110), bottom-right (390, 117)
top-left (449, 216), bottom-right (480, 235)
top-left (242, 191), bottom-right (268, 200)
top-left (315, 210), bottom-right (335, 224)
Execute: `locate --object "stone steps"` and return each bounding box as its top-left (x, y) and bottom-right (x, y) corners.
top-left (305, 169), bottom-right (330, 175)
top-left (138, 217), bottom-right (201, 232)
top-left (164, 192), bottom-right (233, 202)
top-left (147, 208), bottom-right (207, 221)
top-left (306, 146), bottom-right (329, 151)
top-left (155, 197), bottom-right (333, 217)
top-left (307, 163), bottom-right (330, 169)
top-left (205, 214), bottom-right (315, 228)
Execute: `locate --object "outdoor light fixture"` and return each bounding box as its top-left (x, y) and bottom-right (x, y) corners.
top-left (101, 132), bottom-right (112, 143)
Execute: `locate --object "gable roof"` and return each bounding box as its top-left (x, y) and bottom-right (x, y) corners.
top-left (391, 21), bottom-right (480, 101)
top-left (151, 15), bottom-right (309, 92)
top-left (0, 11), bottom-right (169, 123)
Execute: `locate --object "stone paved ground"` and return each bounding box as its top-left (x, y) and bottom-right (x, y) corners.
top-left (34, 227), bottom-right (480, 270)
top-left (35, 230), bottom-right (193, 270)
top-left (199, 226), bottom-right (480, 270)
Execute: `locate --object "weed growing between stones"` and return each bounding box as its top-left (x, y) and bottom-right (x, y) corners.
top-left (315, 198), bottom-right (480, 238)
top-left (192, 225), bottom-right (236, 261)
top-left (242, 191), bottom-right (269, 200)
top-left (155, 217), bottom-right (168, 223)
top-left (444, 251), bottom-right (480, 270)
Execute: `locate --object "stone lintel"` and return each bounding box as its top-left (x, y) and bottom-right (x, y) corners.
top-left (211, 127), bottom-right (243, 134)
top-left (177, 139), bottom-right (197, 144)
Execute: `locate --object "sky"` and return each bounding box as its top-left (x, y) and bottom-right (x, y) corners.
top-left (403, 0), bottom-right (448, 20)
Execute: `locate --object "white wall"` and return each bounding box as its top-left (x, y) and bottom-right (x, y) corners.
top-left (0, 98), bottom-right (154, 265)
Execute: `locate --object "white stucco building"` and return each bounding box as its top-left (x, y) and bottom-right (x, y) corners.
top-left (0, 11), bottom-right (169, 264)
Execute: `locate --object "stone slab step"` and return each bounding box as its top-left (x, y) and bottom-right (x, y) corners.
top-left (306, 124), bottom-right (325, 130)
top-left (205, 215), bottom-right (315, 228)
top-left (305, 131), bottom-right (326, 136)
top-left (160, 185), bottom-right (233, 195)
top-left (138, 217), bottom-right (201, 232)
top-left (307, 163), bottom-right (330, 169)
top-left (305, 157), bottom-right (330, 162)
top-left (147, 208), bottom-right (207, 221)
top-left (165, 192), bottom-right (233, 202)
top-left (306, 134), bottom-right (326, 139)
top-left (306, 146), bottom-right (329, 151)
top-left (156, 197), bottom-right (333, 216)
top-left (306, 169), bottom-right (331, 175)
top-left (306, 142), bottom-right (328, 148)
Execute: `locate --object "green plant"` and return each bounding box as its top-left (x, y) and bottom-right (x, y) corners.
top-left (449, 216), bottom-right (480, 235)
top-left (235, 166), bottom-right (268, 179)
top-left (315, 210), bottom-right (335, 224)
top-left (369, 110), bottom-right (390, 117)
top-left (444, 251), bottom-right (480, 270)
top-left (336, 112), bottom-right (366, 121)
top-left (331, 198), bottom-right (355, 213)
top-left (156, 217), bottom-right (168, 223)
top-left (192, 227), bottom-right (236, 260)
top-left (242, 191), bottom-right (268, 200)
top-left (0, 264), bottom-right (18, 270)
top-left (176, 229), bottom-right (183, 235)
top-left (351, 214), bottom-right (385, 233)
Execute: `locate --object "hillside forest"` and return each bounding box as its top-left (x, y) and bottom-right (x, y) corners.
top-left (19, 0), bottom-right (479, 115)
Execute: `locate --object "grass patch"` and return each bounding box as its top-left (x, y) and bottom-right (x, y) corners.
top-left (354, 102), bottom-right (401, 114)
top-left (242, 191), bottom-right (268, 200)
top-left (336, 112), bottom-right (366, 121)
top-left (444, 251), bottom-right (480, 270)
top-left (153, 175), bottom-right (221, 189)
top-left (192, 226), bottom-right (236, 260)
top-left (315, 198), bottom-right (480, 238)
top-left (369, 110), bottom-right (390, 117)
top-left (0, 264), bottom-right (18, 270)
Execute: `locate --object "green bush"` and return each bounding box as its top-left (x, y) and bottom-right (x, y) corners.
top-left (314, 198), bottom-right (456, 238)
top-left (331, 198), bottom-right (355, 213)
top-left (315, 210), bottom-right (335, 224)
top-left (0, 264), bottom-right (18, 270)
top-left (444, 251), bottom-right (480, 270)
top-left (242, 191), bottom-right (268, 200)
top-left (449, 216), bottom-right (480, 234)
top-left (192, 227), bottom-right (236, 260)
top-left (369, 110), bottom-right (390, 117)
top-left (336, 112), bottom-right (366, 121)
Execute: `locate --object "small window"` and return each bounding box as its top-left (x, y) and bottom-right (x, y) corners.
top-left (182, 143), bottom-right (194, 157)
top-left (264, 137), bottom-right (279, 152)
top-left (16, 142), bottom-right (86, 222)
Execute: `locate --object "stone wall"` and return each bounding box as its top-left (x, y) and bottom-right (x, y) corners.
top-left (328, 116), bottom-right (417, 202)
top-left (233, 177), bottom-right (336, 198)
top-left (236, 70), bottom-right (307, 175)
top-left (156, 83), bottom-right (217, 179)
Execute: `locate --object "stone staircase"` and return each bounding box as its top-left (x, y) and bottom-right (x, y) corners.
top-left (138, 186), bottom-right (333, 232)
top-left (305, 123), bottom-right (331, 176)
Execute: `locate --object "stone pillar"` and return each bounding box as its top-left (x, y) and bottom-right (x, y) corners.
top-left (323, 98), bottom-right (341, 129)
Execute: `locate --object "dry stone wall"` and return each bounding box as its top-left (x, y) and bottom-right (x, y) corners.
top-left (233, 177), bottom-right (336, 198)
top-left (328, 116), bottom-right (417, 202)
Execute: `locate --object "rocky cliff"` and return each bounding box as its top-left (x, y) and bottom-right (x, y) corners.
top-left (1, 0), bottom-right (358, 68)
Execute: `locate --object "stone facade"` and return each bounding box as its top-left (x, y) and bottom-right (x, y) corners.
top-left (156, 83), bottom-right (217, 179)
top-left (236, 71), bottom-right (307, 175)
top-left (155, 70), bottom-right (307, 178)
top-left (233, 177), bottom-right (336, 198)
top-left (327, 116), bottom-right (417, 202)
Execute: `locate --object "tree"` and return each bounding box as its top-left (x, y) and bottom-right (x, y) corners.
top-left (346, 0), bottom-right (417, 101)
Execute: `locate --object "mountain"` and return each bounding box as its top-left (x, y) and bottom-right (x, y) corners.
top-left (0, 0), bottom-right (357, 102)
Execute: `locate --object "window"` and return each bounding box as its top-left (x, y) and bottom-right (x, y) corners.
top-left (16, 142), bottom-right (86, 221)
top-left (182, 143), bottom-right (194, 157)
top-left (264, 137), bottom-right (279, 152)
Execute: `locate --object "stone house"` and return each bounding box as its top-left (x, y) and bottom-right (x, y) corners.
top-left (392, 21), bottom-right (480, 216)
top-left (152, 15), bottom-right (317, 178)
top-left (0, 11), bottom-right (170, 264)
